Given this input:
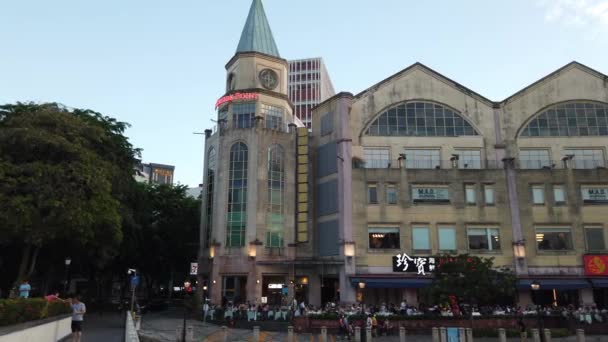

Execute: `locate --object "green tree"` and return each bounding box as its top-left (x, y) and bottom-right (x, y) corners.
top-left (0, 103), bottom-right (139, 294)
top-left (423, 254), bottom-right (516, 308)
top-left (109, 183), bottom-right (200, 299)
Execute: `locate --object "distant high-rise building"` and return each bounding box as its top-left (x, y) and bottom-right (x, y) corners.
top-left (288, 58), bottom-right (335, 129)
top-left (134, 162), bottom-right (175, 185)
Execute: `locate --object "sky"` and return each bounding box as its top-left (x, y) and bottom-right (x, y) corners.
top-left (2, 0), bottom-right (608, 187)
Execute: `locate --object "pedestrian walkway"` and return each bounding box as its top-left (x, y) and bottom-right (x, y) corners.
top-left (79, 312), bottom-right (125, 342)
top-left (138, 312), bottom-right (608, 342)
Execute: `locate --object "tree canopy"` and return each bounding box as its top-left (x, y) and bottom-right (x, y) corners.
top-left (0, 102), bottom-right (140, 293)
top-left (423, 254), bottom-right (516, 308)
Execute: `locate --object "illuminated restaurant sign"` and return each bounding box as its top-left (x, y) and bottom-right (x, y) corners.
top-left (215, 92), bottom-right (259, 108)
top-left (581, 186), bottom-right (608, 204)
top-left (392, 253), bottom-right (436, 275)
top-left (412, 186), bottom-right (450, 203)
top-left (584, 255), bottom-right (608, 276)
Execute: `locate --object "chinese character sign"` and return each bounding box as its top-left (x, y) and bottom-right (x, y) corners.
top-left (392, 253), bottom-right (435, 275)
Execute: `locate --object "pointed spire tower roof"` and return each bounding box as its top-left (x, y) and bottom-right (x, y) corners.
top-left (236, 0), bottom-right (280, 58)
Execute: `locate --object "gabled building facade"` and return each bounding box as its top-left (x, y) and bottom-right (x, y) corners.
top-left (199, 0), bottom-right (608, 308)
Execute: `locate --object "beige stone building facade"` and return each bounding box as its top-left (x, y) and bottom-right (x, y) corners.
top-left (199, 0), bottom-right (608, 308)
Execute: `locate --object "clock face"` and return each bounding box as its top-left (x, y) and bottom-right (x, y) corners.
top-left (259, 69), bottom-right (278, 90)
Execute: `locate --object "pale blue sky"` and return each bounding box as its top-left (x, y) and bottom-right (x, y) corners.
top-left (2, 0), bottom-right (607, 186)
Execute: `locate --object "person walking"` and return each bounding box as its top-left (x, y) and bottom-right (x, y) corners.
top-left (70, 294), bottom-right (86, 342)
top-left (18, 280), bottom-right (31, 298)
top-left (518, 316), bottom-right (527, 342)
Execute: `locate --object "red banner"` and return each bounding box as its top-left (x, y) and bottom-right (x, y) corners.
top-left (584, 255), bottom-right (608, 276)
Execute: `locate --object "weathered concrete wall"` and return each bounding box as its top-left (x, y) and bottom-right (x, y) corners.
top-left (0, 315), bottom-right (71, 342)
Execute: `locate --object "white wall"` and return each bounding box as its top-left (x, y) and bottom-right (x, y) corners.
top-left (0, 316), bottom-right (71, 342)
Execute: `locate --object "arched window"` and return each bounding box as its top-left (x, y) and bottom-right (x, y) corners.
top-left (227, 143), bottom-right (248, 247)
top-left (365, 101), bottom-right (479, 137)
top-left (520, 102), bottom-right (608, 137)
top-left (204, 148), bottom-right (216, 248)
top-left (266, 145), bottom-right (284, 247)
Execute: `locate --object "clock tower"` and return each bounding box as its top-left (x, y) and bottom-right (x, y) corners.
top-left (200, 0), bottom-right (309, 306)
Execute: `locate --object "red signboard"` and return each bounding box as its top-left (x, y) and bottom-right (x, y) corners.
top-left (584, 255), bottom-right (608, 276)
top-left (215, 92), bottom-right (258, 109)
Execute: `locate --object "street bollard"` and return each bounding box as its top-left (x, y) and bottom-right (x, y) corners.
top-left (531, 328), bottom-right (540, 342)
top-left (432, 327), bottom-right (439, 342)
top-left (321, 326), bottom-right (327, 342)
top-left (576, 328), bottom-right (585, 342)
top-left (187, 326), bottom-right (193, 342)
top-left (439, 327), bottom-right (447, 342)
top-left (366, 326), bottom-right (372, 341)
top-left (354, 326), bottom-right (361, 342)
top-left (498, 328), bottom-right (506, 342)
top-left (465, 328), bottom-right (473, 342)
top-left (288, 326), bottom-right (294, 342)
top-left (222, 326), bottom-right (228, 342)
top-left (253, 326), bottom-right (260, 342)
top-left (399, 326), bottom-right (406, 342)
top-left (176, 326), bottom-right (182, 341)
top-left (458, 328), bottom-right (465, 342)
top-left (543, 328), bottom-right (551, 342)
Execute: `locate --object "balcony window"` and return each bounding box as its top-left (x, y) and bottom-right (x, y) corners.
top-left (563, 149), bottom-right (606, 169)
top-left (233, 102), bottom-right (256, 129)
top-left (262, 104), bottom-right (284, 131)
top-left (404, 149), bottom-right (440, 169)
top-left (455, 149), bottom-right (481, 169)
top-left (363, 148), bottom-right (390, 168)
top-left (519, 149), bottom-right (551, 169)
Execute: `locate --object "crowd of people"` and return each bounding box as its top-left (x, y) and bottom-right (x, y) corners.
top-left (203, 297), bottom-right (608, 329)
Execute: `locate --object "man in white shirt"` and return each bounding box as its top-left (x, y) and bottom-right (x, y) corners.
top-left (70, 294), bottom-right (86, 342)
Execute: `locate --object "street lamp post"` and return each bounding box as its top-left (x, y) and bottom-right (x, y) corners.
top-left (531, 280), bottom-right (545, 342)
top-left (64, 258), bottom-right (71, 294)
top-left (358, 282), bottom-right (366, 314)
top-left (182, 280), bottom-right (192, 342)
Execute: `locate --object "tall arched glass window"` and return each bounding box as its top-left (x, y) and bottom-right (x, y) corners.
top-left (227, 143), bottom-right (248, 247)
top-left (365, 101), bottom-right (479, 137)
top-left (204, 148), bottom-right (216, 248)
top-left (520, 102), bottom-right (608, 137)
top-left (266, 145), bottom-right (284, 247)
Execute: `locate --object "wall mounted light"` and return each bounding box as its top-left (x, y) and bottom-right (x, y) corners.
top-left (248, 239), bottom-right (262, 260)
top-left (209, 242), bottom-right (220, 260)
top-left (513, 241), bottom-right (526, 259)
top-left (344, 241), bottom-right (355, 262)
top-left (358, 282), bottom-right (366, 289)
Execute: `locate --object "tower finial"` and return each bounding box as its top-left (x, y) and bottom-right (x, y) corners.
top-left (236, 0), bottom-right (280, 58)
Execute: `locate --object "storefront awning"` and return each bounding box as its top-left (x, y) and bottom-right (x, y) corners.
top-left (517, 279), bottom-right (590, 290)
top-left (350, 277), bottom-right (432, 289)
top-left (589, 278), bottom-right (608, 288)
